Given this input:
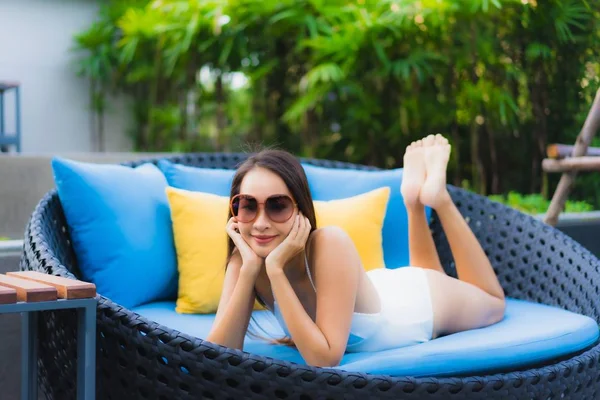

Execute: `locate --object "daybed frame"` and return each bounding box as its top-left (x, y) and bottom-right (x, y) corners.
top-left (21, 153), bottom-right (600, 399)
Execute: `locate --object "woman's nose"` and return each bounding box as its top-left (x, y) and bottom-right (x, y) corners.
top-left (253, 207), bottom-right (270, 229)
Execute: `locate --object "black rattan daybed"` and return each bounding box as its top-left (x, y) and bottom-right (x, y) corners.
top-left (21, 153), bottom-right (600, 399)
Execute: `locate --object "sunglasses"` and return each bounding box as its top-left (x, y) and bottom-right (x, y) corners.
top-left (230, 194), bottom-right (298, 223)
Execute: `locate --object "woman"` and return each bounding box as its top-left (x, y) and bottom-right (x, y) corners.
top-left (206, 134), bottom-right (505, 368)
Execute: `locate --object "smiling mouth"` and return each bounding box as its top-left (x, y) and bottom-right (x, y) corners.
top-left (253, 235), bottom-right (276, 244)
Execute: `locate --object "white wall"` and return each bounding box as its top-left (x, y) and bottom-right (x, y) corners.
top-left (0, 0), bottom-right (131, 153)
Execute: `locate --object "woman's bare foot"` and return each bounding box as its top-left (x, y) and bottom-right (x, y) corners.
top-left (400, 139), bottom-right (426, 208)
top-left (419, 134), bottom-right (452, 209)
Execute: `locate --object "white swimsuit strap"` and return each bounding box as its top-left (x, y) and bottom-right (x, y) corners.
top-left (305, 252), bottom-right (316, 293)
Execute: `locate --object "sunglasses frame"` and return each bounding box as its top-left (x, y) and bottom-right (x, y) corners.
top-left (230, 193), bottom-right (298, 223)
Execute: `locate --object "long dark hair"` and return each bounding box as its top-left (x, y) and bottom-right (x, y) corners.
top-left (226, 149), bottom-right (317, 346)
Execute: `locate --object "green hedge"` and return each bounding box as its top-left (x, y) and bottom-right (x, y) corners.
top-left (488, 192), bottom-right (594, 215)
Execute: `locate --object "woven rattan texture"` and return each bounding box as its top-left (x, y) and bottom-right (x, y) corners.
top-left (21, 153), bottom-right (600, 399)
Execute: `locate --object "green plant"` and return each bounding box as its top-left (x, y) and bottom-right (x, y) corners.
top-left (73, 0), bottom-right (600, 204)
top-left (488, 191), bottom-right (594, 215)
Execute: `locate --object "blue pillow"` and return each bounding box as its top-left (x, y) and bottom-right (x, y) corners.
top-left (51, 158), bottom-right (178, 309)
top-left (157, 160), bottom-right (234, 195)
top-left (302, 163), bottom-right (431, 269)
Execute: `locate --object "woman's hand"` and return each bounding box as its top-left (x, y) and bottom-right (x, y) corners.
top-left (226, 217), bottom-right (263, 277)
top-left (265, 212), bottom-right (311, 274)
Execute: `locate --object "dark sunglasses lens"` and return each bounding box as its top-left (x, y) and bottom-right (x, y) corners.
top-left (233, 196), bottom-right (257, 222)
top-left (266, 196), bottom-right (294, 222)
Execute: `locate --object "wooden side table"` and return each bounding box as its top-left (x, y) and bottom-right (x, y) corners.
top-left (0, 271), bottom-right (97, 400)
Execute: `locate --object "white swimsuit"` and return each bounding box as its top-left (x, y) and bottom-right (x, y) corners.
top-left (271, 254), bottom-right (435, 352)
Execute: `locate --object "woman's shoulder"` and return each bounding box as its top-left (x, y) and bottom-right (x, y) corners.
top-left (309, 226), bottom-right (354, 251)
top-left (308, 226), bottom-right (362, 286)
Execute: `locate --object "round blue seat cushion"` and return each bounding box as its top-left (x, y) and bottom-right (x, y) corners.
top-left (132, 298), bottom-right (599, 377)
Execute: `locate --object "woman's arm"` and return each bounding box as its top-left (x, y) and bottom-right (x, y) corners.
top-left (206, 250), bottom-right (258, 350)
top-left (267, 227), bottom-right (361, 367)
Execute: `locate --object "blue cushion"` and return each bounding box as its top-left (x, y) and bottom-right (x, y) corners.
top-left (302, 163), bottom-right (432, 269)
top-left (52, 158), bottom-right (178, 309)
top-left (157, 160), bottom-right (234, 195)
top-left (132, 298), bottom-right (599, 377)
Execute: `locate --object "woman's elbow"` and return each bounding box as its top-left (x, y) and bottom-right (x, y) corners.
top-left (306, 350), bottom-right (343, 368)
top-left (309, 358), bottom-right (341, 368)
top-left (206, 330), bottom-right (244, 351)
top-left (488, 296), bottom-right (506, 326)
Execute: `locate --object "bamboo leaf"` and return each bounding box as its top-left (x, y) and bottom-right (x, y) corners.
top-left (118, 37), bottom-right (139, 65)
top-left (525, 43), bottom-right (552, 60)
top-left (283, 86), bottom-right (329, 122)
top-left (218, 37), bottom-right (235, 66)
top-left (246, 59), bottom-right (278, 81)
top-left (304, 15), bottom-right (318, 37)
top-left (301, 63), bottom-right (345, 91)
top-left (269, 9), bottom-right (298, 24)
top-left (372, 40), bottom-right (390, 69)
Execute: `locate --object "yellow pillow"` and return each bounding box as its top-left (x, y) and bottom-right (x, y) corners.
top-left (166, 186), bottom-right (389, 314)
top-left (166, 187), bottom-right (265, 314)
top-left (314, 187), bottom-right (389, 271)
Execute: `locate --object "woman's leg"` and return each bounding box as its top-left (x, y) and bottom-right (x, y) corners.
top-left (400, 137), bottom-right (445, 273)
top-left (426, 268), bottom-right (505, 337)
top-left (410, 135), bottom-right (505, 338)
top-left (419, 135), bottom-right (505, 301)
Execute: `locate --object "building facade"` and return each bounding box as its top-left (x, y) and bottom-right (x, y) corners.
top-left (0, 0), bottom-right (131, 153)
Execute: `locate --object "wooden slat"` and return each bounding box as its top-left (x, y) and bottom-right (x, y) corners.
top-left (0, 275), bottom-right (57, 302)
top-left (542, 156), bottom-right (600, 173)
top-left (0, 286), bottom-right (17, 304)
top-left (545, 87), bottom-right (600, 226)
top-left (547, 143), bottom-right (600, 159)
top-left (6, 271), bottom-right (96, 299)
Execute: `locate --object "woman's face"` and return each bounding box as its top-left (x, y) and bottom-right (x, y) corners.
top-left (236, 167), bottom-right (298, 258)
